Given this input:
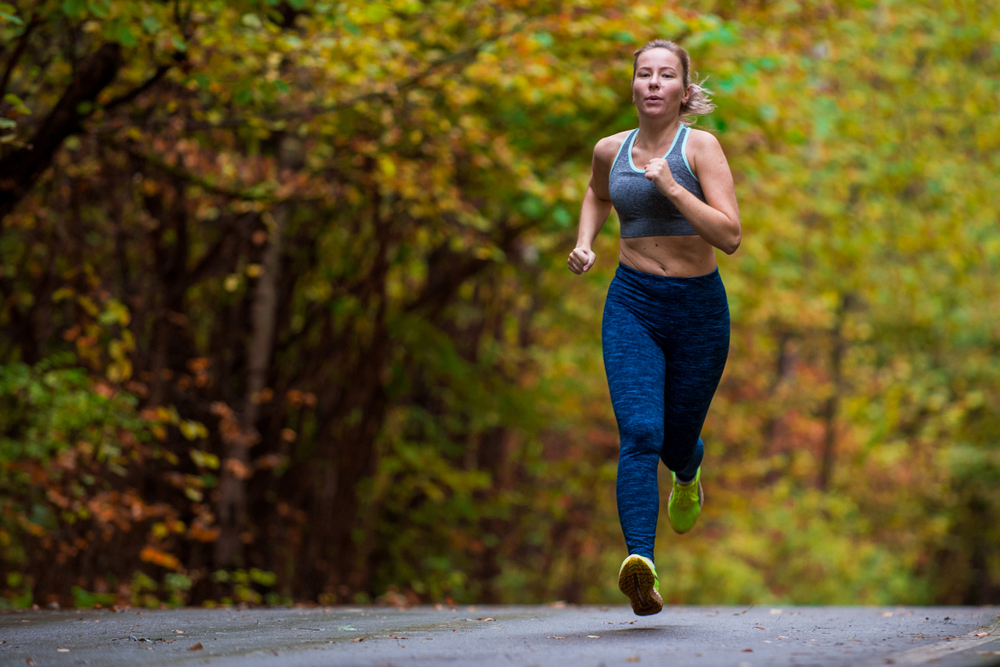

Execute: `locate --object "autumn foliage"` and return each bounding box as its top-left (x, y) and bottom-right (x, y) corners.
top-left (1, 0), bottom-right (998, 608)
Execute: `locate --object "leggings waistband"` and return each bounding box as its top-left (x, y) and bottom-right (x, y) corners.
top-left (610, 263), bottom-right (727, 315)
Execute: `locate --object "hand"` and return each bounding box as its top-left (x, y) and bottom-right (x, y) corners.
top-left (644, 158), bottom-right (679, 197)
top-left (567, 247), bottom-right (596, 274)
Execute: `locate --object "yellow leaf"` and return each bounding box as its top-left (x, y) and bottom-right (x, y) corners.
top-left (379, 155), bottom-right (397, 178)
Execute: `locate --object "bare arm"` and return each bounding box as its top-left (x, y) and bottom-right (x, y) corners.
top-left (568, 135), bottom-right (623, 274)
top-left (643, 130), bottom-right (741, 254)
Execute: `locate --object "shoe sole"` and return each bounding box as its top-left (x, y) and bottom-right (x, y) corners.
top-left (618, 556), bottom-right (663, 616)
top-left (668, 481), bottom-right (704, 534)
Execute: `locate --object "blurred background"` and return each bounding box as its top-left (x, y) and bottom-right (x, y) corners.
top-left (0, 0), bottom-right (998, 609)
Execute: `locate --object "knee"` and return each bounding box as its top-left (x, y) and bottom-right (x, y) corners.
top-left (619, 419), bottom-right (663, 455)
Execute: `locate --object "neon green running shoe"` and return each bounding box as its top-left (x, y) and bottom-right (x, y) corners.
top-left (667, 467), bottom-right (704, 534)
top-left (617, 554), bottom-right (663, 616)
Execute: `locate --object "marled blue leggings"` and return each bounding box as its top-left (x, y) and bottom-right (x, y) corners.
top-left (602, 263), bottom-right (730, 561)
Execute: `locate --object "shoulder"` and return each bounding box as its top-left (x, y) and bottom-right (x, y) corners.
top-left (684, 128), bottom-right (729, 178)
top-left (684, 127), bottom-right (723, 154)
top-left (593, 130), bottom-right (633, 168)
top-left (684, 128), bottom-right (734, 185)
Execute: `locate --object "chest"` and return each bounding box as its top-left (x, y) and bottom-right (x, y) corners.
top-left (630, 141), bottom-right (677, 168)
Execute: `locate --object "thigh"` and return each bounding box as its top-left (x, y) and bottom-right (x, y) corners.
top-left (660, 311), bottom-right (730, 466)
top-left (602, 298), bottom-right (666, 452)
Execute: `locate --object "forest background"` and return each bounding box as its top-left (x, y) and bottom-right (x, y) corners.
top-left (0, 0), bottom-right (998, 609)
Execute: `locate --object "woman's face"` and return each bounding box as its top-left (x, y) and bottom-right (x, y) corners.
top-left (632, 48), bottom-right (688, 119)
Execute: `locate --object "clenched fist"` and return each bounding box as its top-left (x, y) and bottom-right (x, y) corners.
top-left (567, 247), bottom-right (596, 274)
top-left (644, 158), bottom-right (679, 197)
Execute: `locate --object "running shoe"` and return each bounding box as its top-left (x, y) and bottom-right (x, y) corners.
top-left (617, 554), bottom-right (663, 616)
top-left (667, 467), bottom-right (704, 534)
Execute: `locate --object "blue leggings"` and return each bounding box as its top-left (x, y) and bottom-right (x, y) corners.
top-left (602, 263), bottom-right (730, 561)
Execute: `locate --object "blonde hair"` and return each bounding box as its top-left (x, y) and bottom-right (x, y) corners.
top-left (632, 39), bottom-right (715, 125)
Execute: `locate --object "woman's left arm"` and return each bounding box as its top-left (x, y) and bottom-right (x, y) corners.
top-left (644, 130), bottom-right (741, 254)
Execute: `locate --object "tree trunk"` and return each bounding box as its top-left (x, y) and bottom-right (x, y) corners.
top-left (763, 329), bottom-right (794, 450)
top-left (215, 140), bottom-right (292, 567)
top-left (818, 295), bottom-right (850, 491)
top-left (324, 304), bottom-right (390, 597)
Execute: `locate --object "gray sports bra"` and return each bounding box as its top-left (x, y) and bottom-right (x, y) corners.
top-left (608, 126), bottom-right (705, 238)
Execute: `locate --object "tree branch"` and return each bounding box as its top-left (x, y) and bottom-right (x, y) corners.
top-left (120, 144), bottom-right (328, 204)
top-left (102, 62), bottom-right (174, 112)
top-left (0, 16), bottom-right (41, 100)
top-left (93, 17), bottom-right (529, 135)
top-left (0, 42), bottom-right (122, 223)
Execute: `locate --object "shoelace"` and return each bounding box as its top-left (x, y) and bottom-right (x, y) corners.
top-left (673, 483), bottom-right (699, 509)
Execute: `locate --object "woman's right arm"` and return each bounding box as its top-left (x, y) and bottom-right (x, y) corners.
top-left (567, 136), bottom-right (620, 275)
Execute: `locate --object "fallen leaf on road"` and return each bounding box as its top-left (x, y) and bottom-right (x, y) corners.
top-left (484, 618), bottom-right (495, 622)
top-left (188, 642), bottom-right (203, 651)
top-left (777, 636), bottom-right (788, 639)
top-left (974, 632), bottom-right (991, 637)
top-left (173, 630), bottom-right (185, 634)
top-left (546, 636), bottom-right (565, 639)
top-left (755, 626), bottom-right (765, 630)
top-left (337, 626), bottom-right (357, 631)
top-left (626, 657), bottom-right (640, 663)
top-left (880, 612), bottom-right (893, 617)
top-left (770, 609), bottom-right (783, 615)
top-left (587, 635), bottom-right (601, 639)
top-left (26, 660), bottom-right (35, 665)
top-left (352, 637), bottom-right (365, 642)
top-left (742, 648), bottom-right (753, 652)
top-left (56, 649), bottom-right (70, 653)
top-left (976, 651), bottom-right (1000, 656)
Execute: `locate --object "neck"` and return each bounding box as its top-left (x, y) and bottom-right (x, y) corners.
top-left (636, 115), bottom-right (682, 146)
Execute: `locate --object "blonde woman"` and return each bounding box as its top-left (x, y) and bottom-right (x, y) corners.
top-left (567, 40), bottom-right (741, 615)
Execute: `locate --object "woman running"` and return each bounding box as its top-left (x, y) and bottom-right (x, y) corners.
top-left (567, 39), bottom-right (741, 616)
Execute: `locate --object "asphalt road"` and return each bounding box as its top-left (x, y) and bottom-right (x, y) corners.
top-left (2, 605), bottom-right (999, 667)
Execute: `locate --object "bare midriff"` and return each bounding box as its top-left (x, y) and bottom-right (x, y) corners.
top-left (619, 234), bottom-right (718, 277)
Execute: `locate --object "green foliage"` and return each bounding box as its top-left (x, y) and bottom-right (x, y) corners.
top-left (72, 586), bottom-right (116, 609)
top-left (0, 356), bottom-right (151, 564)
top-left (208, 569), bottom-right (287, 606)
